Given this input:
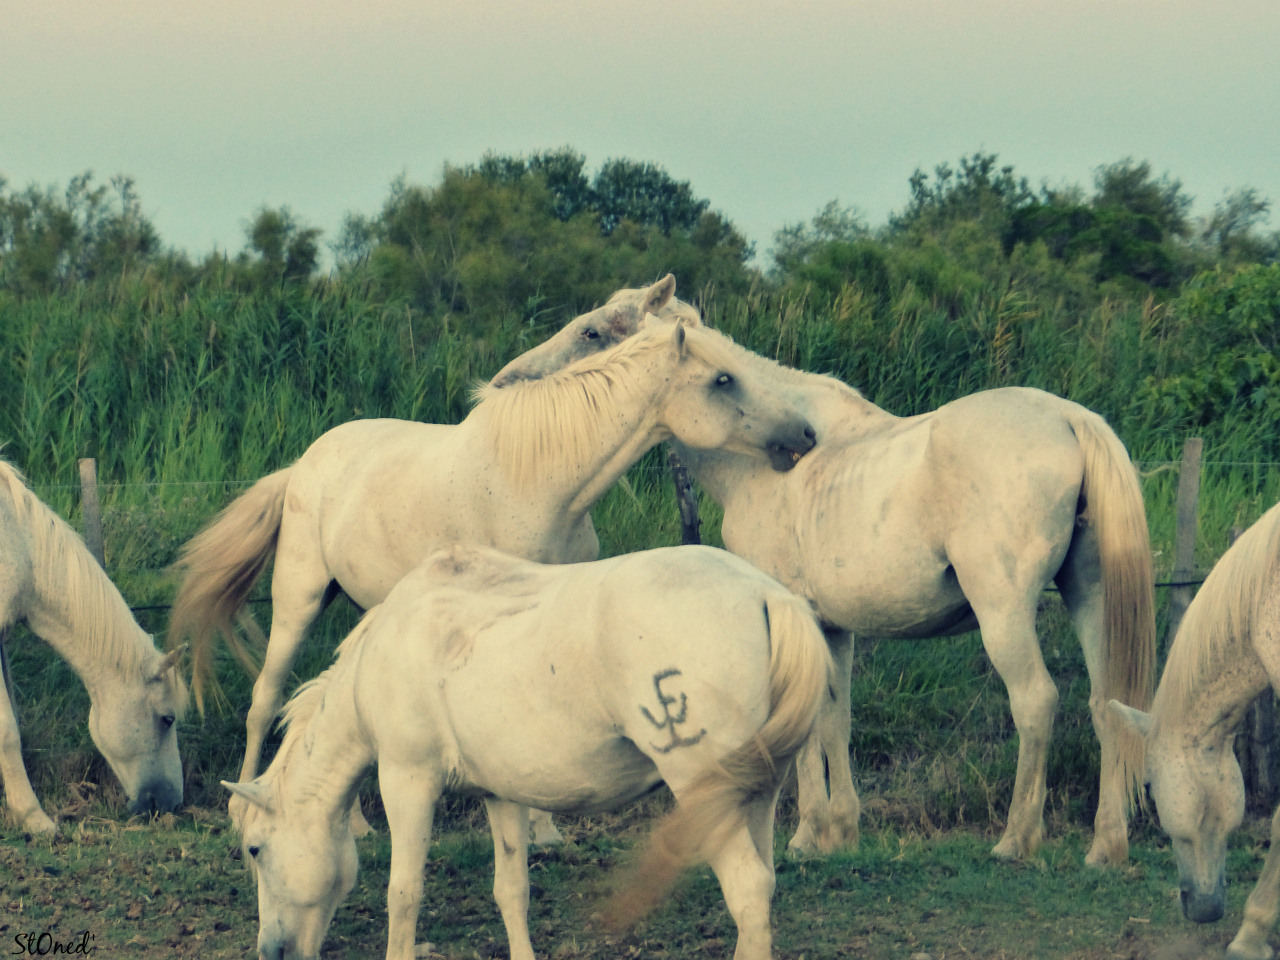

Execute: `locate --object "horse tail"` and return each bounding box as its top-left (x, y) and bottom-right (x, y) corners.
top-left (1066, 407), bottom-right (1156, 795)
top-left (606, 591), bottom-right (832, 928)
top-left (168, 467), bottom-right (293, 715)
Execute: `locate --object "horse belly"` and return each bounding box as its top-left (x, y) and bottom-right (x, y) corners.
top-left (450, 718), bottom-right (660, 814)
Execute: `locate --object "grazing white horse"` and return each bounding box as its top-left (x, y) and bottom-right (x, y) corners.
top-left (1111, 502), bottom-right (1280, 959)
top-left (0, 460), bottom-right (186, 832)
top-left (672, 356), bottom-right (1155, 866)
top-left (171, 319), bottom-right (816, 817)
top-left (225, 543), bottom-right (832, 960)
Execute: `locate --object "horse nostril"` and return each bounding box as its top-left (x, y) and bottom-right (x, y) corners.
top-left (804, 426), bottom-right (816, 442)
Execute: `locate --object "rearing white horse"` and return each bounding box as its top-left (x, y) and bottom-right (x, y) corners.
top-left (673, 356), bottom-right (1155, 866)
top-left (0, 459), bottom-right (187, 832)
top-left (170, 319), bottom-right (816, 811)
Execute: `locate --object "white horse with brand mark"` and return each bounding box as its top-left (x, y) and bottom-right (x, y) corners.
top-left (0, 459), bottom-right (187, 832)
top-left (171, 313), bottom-right (816, 846)
top-left (1111, 501), bottom-right (1280, 959)
top-left (670, 350), bottom-right (1155, 866)
top-left (225, 543), bottom-right (831, 960)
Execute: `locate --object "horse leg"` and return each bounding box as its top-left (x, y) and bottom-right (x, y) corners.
top-left (0, 626), bottom-right (56, 833)
top-left (485, 799), bottom-right (535, 960)
top-left (965, 593), bottom-right (1057, 860)
top-left (1228, 801), bottom-right (1280, 960)
top-left (528, 809), bottom-right (563, 846)
top-left (1056, 547), bottom-right (1130, 867)
top-left (239, 561), bottom-right (331, 784)
top-left (707, 818), bottom-right (777, 960)
top-left (788, 629), bottom-right (859, 855)
top-left (380, 762), bottom-right (437, 960)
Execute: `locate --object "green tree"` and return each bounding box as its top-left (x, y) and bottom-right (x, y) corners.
top-left (242, 206), bottom-right (321, 284)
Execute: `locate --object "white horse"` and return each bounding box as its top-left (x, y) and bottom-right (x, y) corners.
top-left (170, 318), bottom-right (816, 817)
top-left (0, 459), bottom-right (186, 832)
top-left (488, 273), bottom-right (701, 387)
top-left (1111, 501), bottom-right (1280, 959)
top-left (225, 543), bottom-right (832, 960)
top-left (672, 355), bottom-right (1155, 866)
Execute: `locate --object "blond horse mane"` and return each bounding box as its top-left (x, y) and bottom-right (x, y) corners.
top-left (469, 324), bottom-right (749, 493)
top-left (264, 612), bottom-right (378, 780)
top-left (1156, 501), bottom-right (1280, 721)
top-left (0, 460), bottom-right (188, 714)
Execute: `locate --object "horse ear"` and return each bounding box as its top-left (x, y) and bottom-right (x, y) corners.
top-left (153, 646), bottom-right (185, 680)
top-left (222, 779), bottom-right (274, 812)
top-left (1107, 699), bottom-right (1153, 739)
top-left (671, 319), bottom-right (687, 358)
top-left (642, 273), bottom-right (676, 314)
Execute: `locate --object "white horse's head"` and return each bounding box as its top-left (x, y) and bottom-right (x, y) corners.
top-left (489, 274), bottom-right (699, 387)
top-left (1110, 700), bottom-right (1242, 923)
top-left (654, 322), bottom-right (815, 471)
top-left (224, 778), bottom-right (358, 960)
top-left (88, 645), bottom-right (186, 816)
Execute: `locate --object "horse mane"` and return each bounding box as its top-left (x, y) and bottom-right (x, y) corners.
top-left (1157, 501), bottom-right (1280, 720)
top-left (265, 611), bottom-right (379, 778)
top-left (0, 459), bottom-right (188, 714)
top-left (469, 324), bottom-right (747, 492)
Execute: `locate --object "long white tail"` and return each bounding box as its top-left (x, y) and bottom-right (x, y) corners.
top-left (606, 592), bottom-right (833, 927)
top-left (168, 467), bottom-right (293, 713)
top-left (1067, 408), bottom-right (1156, 801)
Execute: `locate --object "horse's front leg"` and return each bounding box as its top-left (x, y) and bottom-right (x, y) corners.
top-left (0, 633), bottom-right (55, 833)
top-left (380, 763), bottom-right (436, 960)
top-left (485, 799), bottom-right (535, 960)
top-left (1228, 801), bottom-right (1280, 960)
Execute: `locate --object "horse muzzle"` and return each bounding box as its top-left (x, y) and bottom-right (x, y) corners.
top-left (127, 780), bottom-right (183, 816)
top-left (765, 423), bottom-right (817, 472)
top-left (1180, 876), bottom-right (1226, 923)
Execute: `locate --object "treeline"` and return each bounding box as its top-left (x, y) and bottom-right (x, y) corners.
top-left (1, 149), bottom-right (1279, 488)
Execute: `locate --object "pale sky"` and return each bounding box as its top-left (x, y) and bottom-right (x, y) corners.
top-left (3, 0), bottom-right (1278, 267)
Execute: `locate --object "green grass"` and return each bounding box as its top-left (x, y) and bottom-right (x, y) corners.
top-left (0, 802), bottom-right (1266, 959)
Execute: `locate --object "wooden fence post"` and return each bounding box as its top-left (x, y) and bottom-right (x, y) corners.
top-left (667, 447), bottom-right (702, 546)
top-left (1162, 438), bottom-right (1202, 650)
top-left (78, 457), bottom-right (106, 569)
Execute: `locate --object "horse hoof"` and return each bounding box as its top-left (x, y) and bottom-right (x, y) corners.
top-left (1227, 933), bottom-right (1275, 960)
top-left (1084, 838), bottom-right (1128, 868)
top-left (22, 811), bottom-right (57, 835)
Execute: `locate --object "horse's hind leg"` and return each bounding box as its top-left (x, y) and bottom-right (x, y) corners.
top-left (485, 799), bottom-right (536, 960)
top-left (0, 625), bottom-right (56, 833)
top-left (788, 629), bottom-right (859, 855)
top-left (959, 583), bottom-right (1057, 860)
top-left (239, 541), bottom-right (332, 783)
top-left (1056, 536), bottom-right (1130, 867)
top-left (708, 812), bottom-right (777, 960)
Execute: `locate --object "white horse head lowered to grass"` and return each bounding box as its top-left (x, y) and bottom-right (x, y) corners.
top-left (0, 460), bottom-right (187, 832)
top-left (670, 357), bottom-right (1155, 867)
top-left (170, 316), bottom-right (816, 812)
top-left (224, 543), bottom-right (832, 960)
top-left (1111, 501), bottom-right (1280, 960)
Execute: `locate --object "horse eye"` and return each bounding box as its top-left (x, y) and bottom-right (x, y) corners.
top-left (159, 715), bottom-right (176, 730)
top-left (248, 846), bottom-right (260, 859)
top-left (715, 373), bottom-right (733, 387)
top-left (583, 328), bottom-right (599, 340)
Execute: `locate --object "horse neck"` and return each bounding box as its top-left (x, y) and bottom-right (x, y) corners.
top-left (1156, 629), bottom-right (1271, 750)
top-left (677, 371), bottom-right (894, 507)
top-left (20, 501), bottom-right (153, 693)
top-left (276, 674), bottom-right (375, 824)
top-left (479, 360), bottom-right (674, 525)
